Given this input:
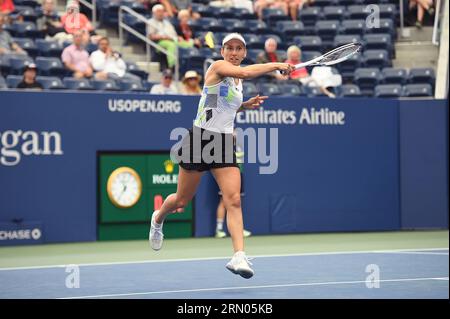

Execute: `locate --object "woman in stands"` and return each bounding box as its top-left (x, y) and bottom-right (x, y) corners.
top-left (149, 33), bottom-right (294, 279)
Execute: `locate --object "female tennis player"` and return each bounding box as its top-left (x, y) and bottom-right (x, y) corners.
top-left (150, 33), bottom-right (295, 279)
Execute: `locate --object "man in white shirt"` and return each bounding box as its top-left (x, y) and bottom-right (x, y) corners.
top-left (147, 4), bottom-right (178, 69)
top-left (150, 69), bottom-right (179, 95)
top-left (89, 37), bottom-right (140, 81)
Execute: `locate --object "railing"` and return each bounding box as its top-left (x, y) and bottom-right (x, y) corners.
top-left (118, 6), bottom-right (179, 82)
top-left (78, 0), bottom-right (97, 28)
top-left (432, 0), bottom-right (443, 45)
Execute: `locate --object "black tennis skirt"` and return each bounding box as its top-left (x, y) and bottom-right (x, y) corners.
top-left (175, 126), bottom-right (239, 172)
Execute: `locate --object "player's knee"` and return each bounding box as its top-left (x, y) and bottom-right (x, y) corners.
top-left (225, 193), bottom-right (241, 209)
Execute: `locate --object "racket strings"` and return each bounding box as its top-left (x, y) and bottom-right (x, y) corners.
top-left (320, 43), bottom-right (362, 65)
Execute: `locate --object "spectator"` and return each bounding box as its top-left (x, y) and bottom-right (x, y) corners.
top-left (409, 0), bottom-right (435, 29)
top-left (16, 63), bottom-right (43, 90)
top-left (209, 0), bottom-right (254, 14)
top-left (0, 0), bottom-right (14, 15)
top-left (254, 0), bottom-right (288, 20)
top-left (61, 30), bottom-right (93, 79)
top-left (36, 0), bottom-right (66, 38)
top-left (61, 0), bottom-right (100, 44)
top-left (285, 45), bottom-right (335, 97)
top-left (176, 9), bottom-right (207, 48)
top-left (147, 4), bottom-right (178, 69)
top-left (287, 0), bottom-right (303, 21)
top-left (164, 0), bottom-right (201, 19)
top-left (181, 70), bottom-right (201, 95)
top-left (150, 69), bottom-right (179, 94)
top-left (256, 38), bottom-right (285, 80)
top-left (0, 13), bottom-right (26, 55)
top-left (90, 37), bottom-right (141, 81)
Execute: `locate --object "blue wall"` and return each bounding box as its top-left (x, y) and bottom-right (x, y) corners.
top-left (0, 91), bottom-right (447, 244)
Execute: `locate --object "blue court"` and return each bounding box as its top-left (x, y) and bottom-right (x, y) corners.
top-left (1, 248), bottom-right (447, 299)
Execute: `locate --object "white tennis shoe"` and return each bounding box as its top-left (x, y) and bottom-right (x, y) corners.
top-left (226, 251), bottom-right (254, 279)
top-left (149, 211), bottom-right (164, 251)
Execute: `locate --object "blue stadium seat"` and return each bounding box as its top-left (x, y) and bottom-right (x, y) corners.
top-left (346, 5), bottom-right (370, 19)
top-left (258, 83), bottom-right (282, 96)
top-left (279, 83), bottom-right (304, 96)
top-left (276, 21), bottom-right (305, 41)
top-left (263, 8), bottom-right (290, 27)
top-left (322, 6), bottom-right (345, 20)
top-left (211, 6), bottom-right (236, 19)
top-left (363, 34), bottom-right (394, 57)
top-left (11, 37), bottom-right (37, 57)
top-left (363, 50), bottom-right (391, 68)
top-left (119, 79), bottom-right (146, 92)
top-left (408, 68), bottom-right (435, 87)
top-left (402, 84), bottom-right (433, 97)
top-left (242, 34), bottom-right (264, 49)
top-left (336, 84), bottom-right (362, 97)
top-left (231, 7), bottom-right (257, 20)
top-left (121, 0), bottom-right (147, 14)
top-left (293, 36), bottom-right (322, 52)
top-left (242, 82), bottom-right (258, 96)
top-left (10, 55), bottom-right (34, 75)
top-left (368, 19), bottom-right (396, 37)
top-left (302, 51), bottom-right (322, 62)
top-left (126, 62), bottom-right (149, 80)
top-left (381, 68), bottom-right (408, 85)
top-left (298, 7), bottom-right (322, 27)
top-left (303, 86), bottom-right (328, 97)
top-left (338, 0), bottom-right (363, 4)
top-left (354, 68), bottom-right (383, 96)
top-left (36, 76), bottom-right (66, 89)
top-left (340, 20), bottom-right (366, 36)
top-left (374, 84), bottom-right (402, 98)
top-left (0, 76), bottom-right (7, 89)
top-left (63, 77), bottom-right (94, 90)
top-left (35, 39), bottom-right (63, 57)
top-left (313, 0), bottom-right (337, 7)
top-left (335, 52), bottom-right (363, 80)
top-left (14, 6), bottom-right (38, 22)
top-left (35, 57), bottom-right (66, 77)
top-left (11, 22), bottom-right (42, 38)
top-left (223, 19), bottom-right (247, 33)
top-left (245, 49), bottom-right (264, 64)
top-left (379, 4), bottom-right (397, 19)
top-left (316, 20), bottom-right (340, 47)
top-left (244, 20), bottom-right (270, 35)
top-left (6, 75), bottom-right (23, 88)
top-left (333, 35), bottom-right (362, 48)
top-left (91, 79), bottom-right (120, 91)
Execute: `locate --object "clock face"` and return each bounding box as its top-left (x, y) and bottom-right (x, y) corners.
top-left (107, 167), bottom-right (142, 208)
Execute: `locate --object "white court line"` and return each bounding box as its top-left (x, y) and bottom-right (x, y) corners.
top-left (375, 251), bottom-right (449, 256)
top-left (59, 277), bottom-right (450, 299)
top-left (0, 247), bottom-right (448, 271)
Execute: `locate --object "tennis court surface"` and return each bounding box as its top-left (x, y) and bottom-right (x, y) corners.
top-left (0, 231), bottom-right (448, 299)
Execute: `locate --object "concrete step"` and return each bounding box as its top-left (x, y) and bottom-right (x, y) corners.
top-left (397, 26), bottom-right (434, 42)
top-left (392, 41), bottom-right (439, 69)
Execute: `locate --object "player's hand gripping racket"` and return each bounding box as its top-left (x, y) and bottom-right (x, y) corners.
top-left (280, 42), bottom-right (362, 75)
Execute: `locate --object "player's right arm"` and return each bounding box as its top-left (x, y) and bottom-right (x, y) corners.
top-left (210, 60), bottom-right (294, 80)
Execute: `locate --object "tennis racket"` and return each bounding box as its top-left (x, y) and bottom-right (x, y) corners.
top-left (280, 42), bottom-right (362, 74)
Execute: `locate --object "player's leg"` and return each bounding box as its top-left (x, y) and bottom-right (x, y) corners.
top-left (150, 167), bottom-right (203, 250)
top-left (211, 166), bottom-right (253, 278)
top-left (215, 197), bottom-right (227, 238)
top-left (155, 166), bottom-right (204, 223)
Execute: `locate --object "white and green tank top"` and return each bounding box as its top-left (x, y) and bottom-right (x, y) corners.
top-left (193, 76), bottom-right (243, 134)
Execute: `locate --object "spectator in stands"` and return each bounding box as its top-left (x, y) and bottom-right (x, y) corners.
top-left (254, 0), bottom-right (288, 20)
top-left (208, 0), bottom-right (254, 14)
top-left (181, 70), bottom-right (201, 95)
top-left (36, 0), bottom-right (66, 38)
top-left (176, 9), bottom-right (214, 49)
top-left (0, 0), bottom-right (14, 15)
top-left (163, 0), bottom-right (201, 20)
top-left (61, 30), bottom-right (93, 79)
top-left (287, 0), bottom-right (304, 21)
top-left (16, 63), bottom-right (43, 90)
top-left (0, 13), bottom-right (26, 55)
top-left (90, 37), bottom-right (140, 81)
top-left (409, 0), bottom-right (435, 29)
top-left (147, 4), bottom-right (178, 70)
top-left (285, 45), bottom-right (335, 97)
top-left (150, 69), bottom-right (179, 94)
top-left (61, 0), bottom-right (100, 44)
top-left (256, 38), bottom-right (286, 80)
